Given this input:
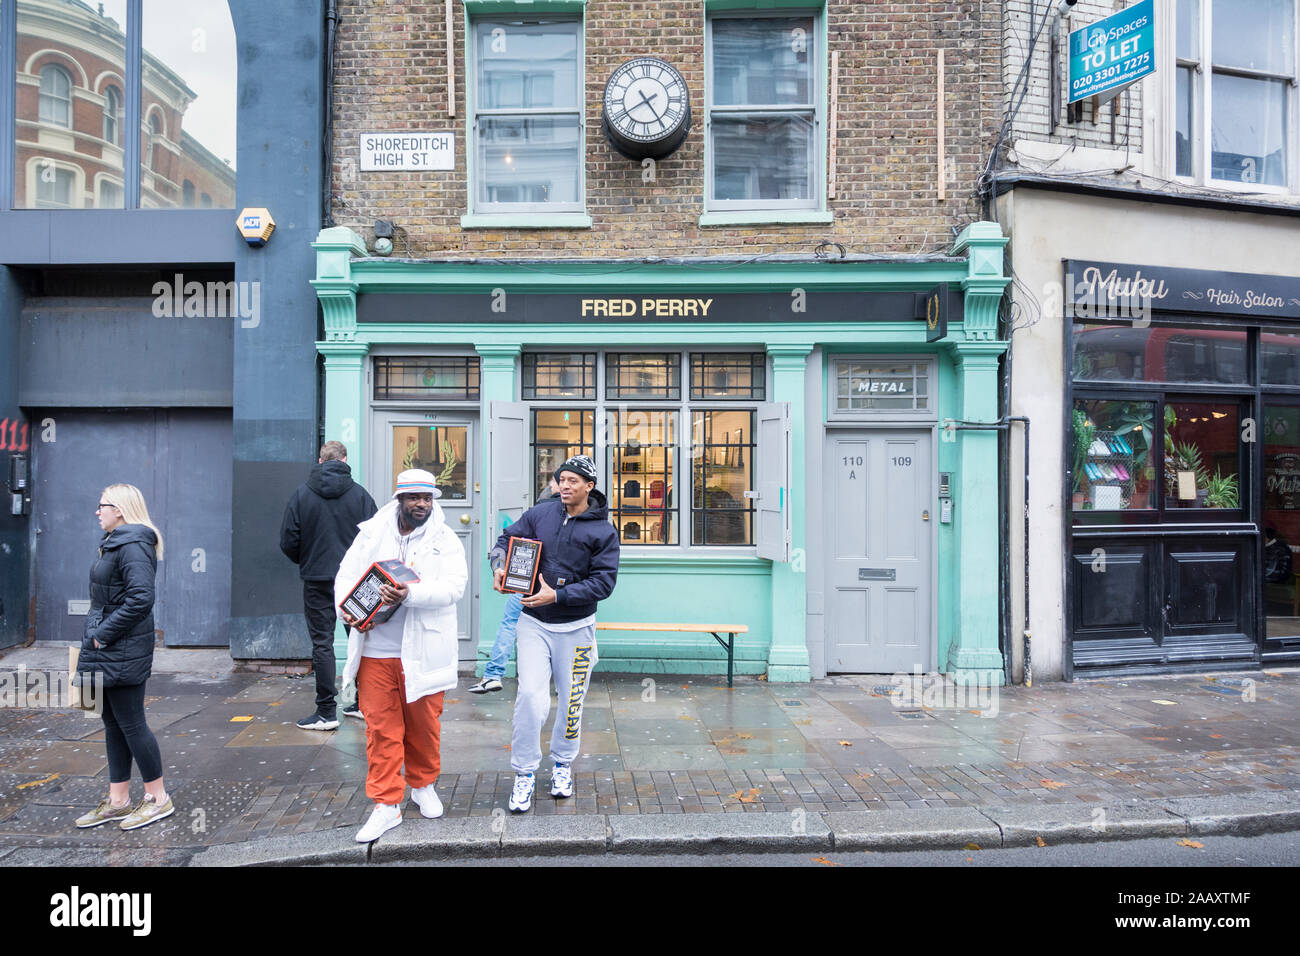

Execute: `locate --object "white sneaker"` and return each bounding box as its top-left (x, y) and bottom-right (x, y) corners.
top-left (410, 784), bottom-right (444, 819)
top-left (355, 803), bottom-right (402, 843)
top-left (550, 763), bottom-right (573, 798)
top-left (508, 772), bottom-right (535, 813)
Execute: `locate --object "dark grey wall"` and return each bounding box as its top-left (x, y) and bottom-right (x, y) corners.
top-left (0, 267), bottom-right (27, 648)
top-left (227, 0), bottom-right (324, 659)
top-left (19, 299), bottom-right (234, 407)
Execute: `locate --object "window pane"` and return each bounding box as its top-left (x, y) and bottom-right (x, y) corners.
top-left (141, 0), bottom-right (237, 209)
top-left (1164, 401), bottom-right (1241, 510)
top-left (1262, 330), bottom-right (1300, 385)
top-left (1072, 400), bottom-right (1157, 512)
top-left (608, 410), bottom-right (677, 545)
top-left (523, 353), bottom-right (596, 399)
top-left (1210, 74), bottom-right (1287, 186)
top-left (712, 113), bottom-right (813, 201)
top-left (606, 354), bottom-right (680, 400)
top-left (1212, 0), bottom-right (1294, 73)
top-left (1176, 66), bottom-right (1194, 177)
top-left (834, 360), bottom-right (930, 412)
top-left (373, 357), bottom-right (481, 401)
top-left (691, 411), bottom-right (754, 546)
top-left (532, 409), bottom-right (595, 500)
top-left (1073, 324), bottom-right (1247, 385)
top-left (393, 425), bottom-right (469, 501)
top-left (712, 17), bottom-right (813, 106)
top-left (1177, 0), bottom-right (1199, 60)
top-left (691, 353), bottom-right (765, 400)
top-left (477, 117), bottom-right (580, 205)
top-left (17, 0), bottom-right (127, 208)
top-left (475, 20), bottom-right (578, 110)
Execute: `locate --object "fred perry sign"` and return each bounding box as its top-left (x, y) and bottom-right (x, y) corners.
top-left (360, 132), bottom-right (455, 171)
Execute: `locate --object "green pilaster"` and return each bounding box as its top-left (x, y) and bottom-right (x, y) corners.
top-left (944, 222), bottom-right (1010, 685)
top-left (475, 343), bottom-right (521, 676)
top-left (765, 344), bottom-right (813, 682)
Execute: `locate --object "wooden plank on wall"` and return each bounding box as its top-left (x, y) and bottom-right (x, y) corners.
top-left (447, 0), bottom-right (456, 117)
top-left (937, 49), bottom-right (946, 201)
top-left (828, 50), bottom-right (839, 201)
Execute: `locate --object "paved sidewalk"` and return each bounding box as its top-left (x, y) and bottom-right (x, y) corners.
top-left (1, 644), bottom-right (1297, 864)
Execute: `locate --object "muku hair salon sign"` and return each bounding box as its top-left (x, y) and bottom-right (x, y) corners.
top-left (1066, 260), bottom-right (1300, 320)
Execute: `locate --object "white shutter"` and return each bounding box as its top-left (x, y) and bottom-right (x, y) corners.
top-left (487, 401), bottom-right (530, 537)
top-left (754, 401), bottom-right (791, 562)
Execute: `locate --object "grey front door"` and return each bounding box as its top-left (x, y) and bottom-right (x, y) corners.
top-left (32, 408), bottom-right (232, 646)
top-left (825, 428), bottom-right (933, 673)
top-left (376, 412), bottom-right (479, 662)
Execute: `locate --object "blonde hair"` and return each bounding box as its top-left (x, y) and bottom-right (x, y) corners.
top-left (101, 484), bottom-right (164, 559)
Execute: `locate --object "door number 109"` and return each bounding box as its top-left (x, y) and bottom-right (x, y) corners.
top-left (891, 456), bottom-right (912, 466)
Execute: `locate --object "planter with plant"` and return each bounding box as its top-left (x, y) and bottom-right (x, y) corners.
top-left (1204, 470), bottom-right (1239, 509)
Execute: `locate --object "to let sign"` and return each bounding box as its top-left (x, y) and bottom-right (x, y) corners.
top-left (1068, 0), bottom-right (1155, 104)
top-left (360, 132), bottom-right (455, 171)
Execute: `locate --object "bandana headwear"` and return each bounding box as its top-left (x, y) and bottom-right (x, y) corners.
top-left (392, 468), bottom-right (442, 499)
top-left (555, 454), bottom-right (598, 487)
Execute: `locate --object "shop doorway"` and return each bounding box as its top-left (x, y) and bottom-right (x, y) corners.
top-left (824, 428), bottom-right (934, 673)
top-left (374, 411), bottom-right (479, 662)
top-left (1261, 398), bottom-right (1300, 657)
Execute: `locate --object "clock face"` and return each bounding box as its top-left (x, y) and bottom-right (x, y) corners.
top-left (602, 57), bottom-right (691, 159)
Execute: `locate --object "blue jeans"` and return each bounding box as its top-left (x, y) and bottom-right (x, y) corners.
top-left (484, 593), bottom-right (523, 680)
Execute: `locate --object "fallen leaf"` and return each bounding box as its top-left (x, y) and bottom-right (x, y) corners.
top-left (1151, 699), bottom-right (1178, 706)
top-left (1176, 839), bottom-right (1204, 849)
top-left (1035, 836), bottom-right (1047, 847)
top-left (1142, 736), bottom-right (1170, 741)
top-left (968, 710), bottom-right (982, 716)
top-left (736, 733), bottom-right (754, 740)
top-left (966, 857), bottom-right (974, 862)
top-left (268, 701), bottom-right (281, 707)
top-left (1210, 733), bottom-right (1223, 739)
top-left (1264, 671), bottom-right (1283, 677)
top-left (728, 788), bottom-right (762, 803)
top-left (446, 698), bottom-right (460, 705)
top-left (811, 857), bottom-right (843, 867)
top-left (677, 715), bottom-right (694, 721)
top-left (857, 772), bottom-right (872, 780)
top-left (1040, 779), bottom-right (1067, 790)
top-left (230, 716), bottom-right (254, 722)
top-left (681, 685), bottom-right (690, 690)
top-left (502, 744), bottom-right (511, 750)
top-left (838, 740), bottom-right (853, 747)
top-left (964, 843), bottom-right (981, 851)
top-left (16, 772), bottom-right (59, 790)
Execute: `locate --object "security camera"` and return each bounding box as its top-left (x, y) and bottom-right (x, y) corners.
top-left (1055, 0), bottom-right (1078, 12)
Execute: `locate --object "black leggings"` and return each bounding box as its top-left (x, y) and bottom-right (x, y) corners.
top-left (101, 682), bottom-right (163, 784)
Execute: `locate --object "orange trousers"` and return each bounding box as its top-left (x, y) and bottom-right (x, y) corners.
top-left (356, 657), bottom-right (445, 805)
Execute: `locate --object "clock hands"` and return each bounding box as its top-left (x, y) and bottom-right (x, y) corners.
top-left (634, 89), bottom-right (660, 120)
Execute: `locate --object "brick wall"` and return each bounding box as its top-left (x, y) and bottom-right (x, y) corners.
top-left (1001, 0), bottom-right (1143, 156)
top-left (330, 0), bottom-right (1001, 258)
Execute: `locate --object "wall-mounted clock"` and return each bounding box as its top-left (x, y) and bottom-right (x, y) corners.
top-left (601, 57), bottom-right (691, 161)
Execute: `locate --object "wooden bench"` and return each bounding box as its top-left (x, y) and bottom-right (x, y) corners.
top-left (595, 623), bottom-right (749, 687)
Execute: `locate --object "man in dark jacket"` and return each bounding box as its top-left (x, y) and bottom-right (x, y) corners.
top-left (488, 454), bottom-right (619, 812)
top-left (281, 440), bottom-right (378, 729)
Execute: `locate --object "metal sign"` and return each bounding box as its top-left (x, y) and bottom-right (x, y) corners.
top-left (360, 132), bottom-right (455, 171)
top-left (1068, 0), bottom-right (1155, 104)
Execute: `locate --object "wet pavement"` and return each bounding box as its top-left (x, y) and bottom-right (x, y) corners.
top-left (0, 644), bottom-right (1297, 856)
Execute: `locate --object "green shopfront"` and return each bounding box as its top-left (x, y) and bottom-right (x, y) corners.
top-left (312, 223), bottom-right (1010, 682)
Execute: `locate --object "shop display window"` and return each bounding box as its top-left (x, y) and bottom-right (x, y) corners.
top-left (523, 353), bottom-right (596, 399)
top-left (1162, 400), bottom-right (1241, 509)
top-left (608, 409), bottom-right (677, 545)
top-left (1073, 323), bottom-right (1247, 385)
top-left (531, 408), bottom-right (594, 499)
top-left (690, 353), bottom-right (765, 400)
top-left (1072, 399), bottom-right (1157, 512)
top-left (833, 359), bottom-right (929, 413)
top-left (605, 353), bottom-right (680, 401)
top-left (690, 410), bottom-right (754, 545)
top-left (392, 425), bottom-right (468, 500)
top-left (374, 357), bottom-right (480, 401)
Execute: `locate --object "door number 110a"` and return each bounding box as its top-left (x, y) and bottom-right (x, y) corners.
top-left (842, 455), bottom-right (912, 466)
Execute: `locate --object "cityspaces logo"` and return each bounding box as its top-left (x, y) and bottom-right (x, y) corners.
top-left (0, 649), bottom-right (103, 716)
top-left (49, 886), bottom-right (151, 937)
top-left (152, 272), bottom-right (260, 328)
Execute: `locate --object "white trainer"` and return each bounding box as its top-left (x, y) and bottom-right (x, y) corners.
top-left (550, 763), bottom-right (573, 798)
top-left (508, 772), bottom-right (535, 813)
top-left (410, 784), bottom-right (444, 819)
top-left (355, 803), bottom-right (402, 843)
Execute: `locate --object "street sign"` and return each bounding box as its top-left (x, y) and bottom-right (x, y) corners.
top-left (1068, 0), bottom-right (1155, 104)
top-left (360, 132), bottom-right (455, 171)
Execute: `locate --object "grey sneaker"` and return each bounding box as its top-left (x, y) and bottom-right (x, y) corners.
top-left (119, 794), bottom-right (175, 831)
top-left (342, 703), bottom-right (364, 720)
top-left (75, 798), bottom-right (133, 829)
top-left (468, 677), bottom-right (503, 694)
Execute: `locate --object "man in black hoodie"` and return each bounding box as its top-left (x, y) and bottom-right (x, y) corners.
top-left (280, 441), bottom-right (378, 730)
top-left (489, 454), bottom-right (619, 812)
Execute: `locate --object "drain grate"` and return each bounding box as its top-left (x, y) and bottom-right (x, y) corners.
top-left (872, 684), bottom-right (903, 696)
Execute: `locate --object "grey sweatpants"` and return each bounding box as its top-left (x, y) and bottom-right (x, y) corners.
top-left (510, 613), bottom-right (598, 774)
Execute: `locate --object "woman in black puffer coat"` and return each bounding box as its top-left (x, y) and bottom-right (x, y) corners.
top-left (74, 484), bottom-right (175, 832)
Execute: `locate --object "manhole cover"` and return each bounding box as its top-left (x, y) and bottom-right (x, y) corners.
top-left (872, 685), bottom-right (902, 696)
top-left (781, 700), bottom-right (804, 707)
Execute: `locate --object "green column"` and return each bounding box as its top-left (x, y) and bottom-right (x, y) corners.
top-left (766, 345), bottom-right (813, 683)
top-left (945, 222), bottom-right (1009, 686)
top-left (475, 343), bottom-right (521, 676)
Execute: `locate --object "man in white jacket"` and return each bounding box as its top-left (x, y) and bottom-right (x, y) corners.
top-left (335, 469), bottom-right (467, 843)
